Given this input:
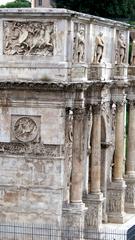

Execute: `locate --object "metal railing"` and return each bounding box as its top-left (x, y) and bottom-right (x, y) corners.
top-left (0, 222), bottom-right (131, 240)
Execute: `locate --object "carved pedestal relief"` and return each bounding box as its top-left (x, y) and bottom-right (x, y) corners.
top-left (85, 205), bottom-right (98, 227)
top-left (11, 115), bottom-right (41, 143)
top-left (4, 21), bottom-right (54, 56)
top-left (125, 183), bottom-right (135, 204)
top-left (73, 23), bottom-right (86, 63)
top-left (108, 192), bottom-right (122, 212)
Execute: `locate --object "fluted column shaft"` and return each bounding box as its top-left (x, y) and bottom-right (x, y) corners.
top-left (126, 101), bottom-right (135, 176)
top-left (113, 102), bottom-right (125, 180)
top-left (90, 104), bottom-right (101, 193)
top-left (71, 94), bottom-right (84, 203)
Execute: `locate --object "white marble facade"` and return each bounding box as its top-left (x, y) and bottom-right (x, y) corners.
top-left (0, 8), bottom-right (134, 234)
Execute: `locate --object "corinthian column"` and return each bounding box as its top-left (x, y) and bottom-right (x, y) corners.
top-left (91, 104), bottom-right (101, 193)
top-left (108, 100), bottom-right (126, 223)
top-left (113, 101), bottom-right (125, 181)
top-left (125, 100), bottom-right (135, 213)
top-left (84, 103), bottom-right (103, 230)
top-left (70, 107), bottom-right (84, 203)
top-left (126, 101), bottom-right (135, 176)
top-left (62, 91), bottom-right (86, 238)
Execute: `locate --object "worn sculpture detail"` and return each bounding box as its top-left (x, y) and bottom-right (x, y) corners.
top-left (73, 24), bottom-right (85, 63)
top-left (85, 206), bottom-right (98, 227)
top-left (108, 192), bottom-right (122, 212)
top-left (130, 39), bottom-right (135, 65)
top-left (4, 21), bottom-right (54, 56)
top-left (125, 184), bottom-right (135, 203)
top-left (93, 32), bottom-right (104, 64)
top-left (14, 117), bottom-right (38, 142)
top-left (117, 33), bottom-right (126, 64)
top-left (0, 142), bottom-right (62, 157)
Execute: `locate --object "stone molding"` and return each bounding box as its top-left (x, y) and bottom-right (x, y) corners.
top-left (0, 142), bottom-right (64, 157)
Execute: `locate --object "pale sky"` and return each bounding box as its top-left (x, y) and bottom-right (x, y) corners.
top-left (0, 0), bottom-right (31, 5)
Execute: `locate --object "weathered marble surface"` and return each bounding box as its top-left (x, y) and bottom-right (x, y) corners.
top-left (0, 8), bottom-right (131, 230)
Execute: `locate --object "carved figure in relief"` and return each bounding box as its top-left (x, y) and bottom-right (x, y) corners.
top-left (14, 117), bottom-right (38, 142)
top-left (4, 21), bottom-right (54, 56)
top-left (85, 207), bottom-right (98, 227)
top-left (93, 32), bottom-right (104, 64)
top-left (125, 185), bottom-right (134, 203)
top-left (108, 192), bottom-right (121, 212)
top-left (29, 25), bottom-right (53, 54)
top-left (117, 33), bottom-right (126, 64)
top-left (74, 28), bottom-right (85, 63)
top-left (130, 39), bottom-right (135, 65)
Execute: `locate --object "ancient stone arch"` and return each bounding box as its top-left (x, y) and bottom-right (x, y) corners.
top-left (0, 7), bottom-right (135, 238)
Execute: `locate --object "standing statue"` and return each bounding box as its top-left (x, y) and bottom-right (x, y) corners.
top-left (130, 39), bottom-right (135, 65)
top-left (74, 28), bottom-right (85, 63)
top-left (93, 32), bottom-right (104, 64)
top-left (117, 33), bottom-right (126, 64)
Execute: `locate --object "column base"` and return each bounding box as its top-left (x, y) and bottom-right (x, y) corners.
top-left (83, 193), bottom-right (103, 230)
top-left (62, 203), bottom-right (87, 240)
top-left (125, 175), bottom-right (135, 213)
top-left (107, 180), bottom-right (126, 223)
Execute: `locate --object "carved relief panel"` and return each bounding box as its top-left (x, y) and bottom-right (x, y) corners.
top-left (11, 115), bottom-right (41, 143)
top-left (85, 205), bottom-right (98, 227)
top-left (73, 23), bottom-right (86, 63)
top-left (107, 191), bottom-right (123, 213)
top-left (125, 183), bottom-right (135, 204)
top-left (3, 21), bottom-right (54, 56)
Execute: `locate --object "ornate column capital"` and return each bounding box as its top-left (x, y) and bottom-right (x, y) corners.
top-left (92, 103), bottom-right (101, 115)
top-left (73, 107), bottom-right (85, 121)
top-left (128, 99), bottom-right (135, 109)
top-left (112, 98), bottom-right (126, 113)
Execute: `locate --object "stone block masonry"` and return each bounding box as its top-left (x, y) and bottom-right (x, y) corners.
top-left (0, 7), bottom-right (134, 236)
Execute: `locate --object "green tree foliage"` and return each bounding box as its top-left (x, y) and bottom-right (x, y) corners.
top-left (0, 0), bottom-right (31, 8)
top-left (55, 0), bottom-right (135, 19)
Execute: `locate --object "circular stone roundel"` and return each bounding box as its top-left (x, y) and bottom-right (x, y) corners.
top-left (14, 117), bottom-right (38, 142)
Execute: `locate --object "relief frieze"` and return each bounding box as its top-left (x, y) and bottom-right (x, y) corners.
top-left (0, 142), bottom-right (63, 158)
top-left (4, 21), bottom-right (54, 56)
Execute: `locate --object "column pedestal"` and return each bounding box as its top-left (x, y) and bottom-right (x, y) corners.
top-left (125, 100), bottom-right (135, 213)
top-left (107, 181), bottom-right (126, 223)
top-left (62, 203), bottom-right (86, 240)
top-left (113, 64), bottom-right (128, 81)
top-left (83, 193), bottom-right (103, 230)
top-left (88, 63), bottom-right (112, 81)
top-left (125, 176), bottom-right (135, 213)
top-left (128, 66), bottom-right (135, 76)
